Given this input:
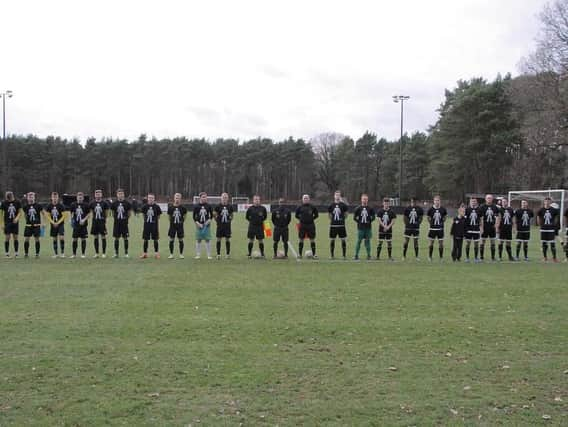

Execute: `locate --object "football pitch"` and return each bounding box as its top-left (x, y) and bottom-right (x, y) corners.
top-left (1, 215), bottom-right (567, 426)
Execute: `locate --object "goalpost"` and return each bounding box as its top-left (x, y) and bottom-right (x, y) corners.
top-left (508, 189), bottom-right (566, 232)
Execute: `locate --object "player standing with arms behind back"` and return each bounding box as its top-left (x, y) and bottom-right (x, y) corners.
top-left (110, 189), bottom-right (132, 258)
top-left (1, 191), bottom-right (22, 258)
top-left (167, 193), bottom-right (187, 259)
top-left (328, 190), bottom-right (348, 259)
top-left (295, 194), bottom-right (319, 259)
top-left (402, 198), bottom-right (424, 261)
top-left (214, 192), bottom-right (234, 259)
top-left (537, 197), bottom-right (559, 263)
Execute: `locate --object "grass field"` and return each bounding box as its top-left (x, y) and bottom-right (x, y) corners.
top-left (1, 214), bottom-right (567, 426)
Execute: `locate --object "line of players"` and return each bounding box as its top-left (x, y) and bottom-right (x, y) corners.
top-left (1, 189), bottom-right (567, 262)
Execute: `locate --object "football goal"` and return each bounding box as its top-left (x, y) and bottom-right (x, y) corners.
top-left (508, 189), bottom-right (566, 232)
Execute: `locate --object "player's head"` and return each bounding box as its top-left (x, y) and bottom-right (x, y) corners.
top-left (221, 192), bottom-right (229, 204)
top-left (485, 194), bottom-right (493, 205)
top-left (199, 192), bottom-right (207, 204)
top-left (470, 197), bottom-right (478, 208)
top-left (116, 189), bottom-right (125, 201)
top-left (543, 197), bottom-right (551, 208)
top-left (27, 192), bottom-right (36, 203)
top-left (5, 191), bottom-right (14, 201)
top-left (278, 197), bottom-right (285, 205)
top-left (50, 192), bottom-right (59, 203)
top-left (302, 194), bottom-right (310, 204)
top-left (334, 191), bottom-right (341, 203)
top-left (458, 204), bottom-right (465, 216)
top-left (94, 189), bottom-right (103, 200)
top-left (521, 199), bottom-right (528, 209)
top-left (361, 193), bottom-right (368, 205)
top-left (409, 197), bottom-right (416, 207)
top-left (383, 197), bottom-right (390, 208)
top-left (76, 192), bottom-right (84, 203)
top-left (174, 193), bottom-right (182, 204)
top-left (253, 194), bottom-right (260, 205)
top-left (433, 195), bottom-right (441, 207)
top-left (501, 198), bottom-right (508, 208)
top-left (147, 193), bottom-right (155, 204)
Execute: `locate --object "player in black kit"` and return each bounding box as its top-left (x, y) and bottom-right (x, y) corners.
top-left (90, 189), bottom-right (109, 258)
top-left (427, 195), bottom-right (447, 261)
top-left (295, 194), bottom-right (319, 259)
top-left (271, 197), bottom-right (291, 258)
top-left (44, 192), bottom-right (66, 258)
top-left (537, 197), bottom-right (559, 262)
top-left (514, 199), bottom-right (533, 261)
top-left (140, 193), bottom-right (162, 259)
top-left (214, 192), bottom-right (234, 259)
top-left (497, 198), bottom-right (515, 261)
top-left (22, 192), bottom-right (43, 258)
top-left (70, 192), bottom-right (90, 258)
top-left (328, 190), bottom-right (349, 259)
top-left (1, 191), bottom-right (22, 257)
top-left (450, 204), bottom-right (466, 261)
top-left (402, 198), bottom-right (424, 261)
top-left (465, 197), bottom-right (482, 263)
top-left (167, 192), bottom-right (187, 259)
top-left (245, 194), bottom-right (268, 258)
top-left (110, 189), bottom-right (132, 258)
top-left (479, 194), bottom-right (501, 261)
top-left (376, 198), bottom-right (396, 261)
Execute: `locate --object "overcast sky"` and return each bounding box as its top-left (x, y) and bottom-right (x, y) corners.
top-left (1, 0), bottom-right (546, 143)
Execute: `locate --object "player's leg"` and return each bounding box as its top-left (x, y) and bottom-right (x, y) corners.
top-left (413, 235), bottom-right (420, 259)
top-left (473, 238), bottom-right (480, 261)
top-left (354, 229), bottom-right (362, 259)
top-left (34, 234), bottom-right (40, 257)
top-left (329, 230), bottom-right (335, 258)
top-left (247, 237), bottom-right (254, 257)
top-left (93, 232), bottom-right (100, 257)
top-left (490, 236), bottom-right (496, 261)
top-left (216, 237), bottom-right (222, 257)
top-left (273, 229), bottom-right (280, 258)
top-left (438, 238), bottom-right (444, 259)
top-left (428, 238), bottom-right (434, 261)
top-left (402, 235), bottom-right (410, 259)
top-left (258, 236), bottom-right (265, 258)
top-left (59, 233), bottom-right (65, 257)
top-left (464, 237), bottom-right (471, 261)
top-left (479, 237), bottom-right (486, 260)
top-left (178, 230), bottom-right (185, 258)
top-left (364, 232), bottom-right (371, 259)
top-left (386, 236), bottom-right (393, 260)
top-left (376, 235), bottom-right (383, 259)
top-left (52, 236), bottom-right (58, 257)
top-left (498, 239), bottom-right (504, 260)
top-left (282, 228), bottom-right (289, 258)
top-left (195, 238), bottom-right (202, 259)
top-left (4, 233), bottom-right (9, 256)
top-left (298, 226), bottom-right (304, 257)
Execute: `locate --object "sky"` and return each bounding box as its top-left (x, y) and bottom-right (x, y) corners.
top-left (0, 0), bottom-right (547, 143)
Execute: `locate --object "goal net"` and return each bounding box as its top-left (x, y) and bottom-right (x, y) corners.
top-left (508, 189), bottom-right (566, 232)
top-left (232, 196), bottom-right (249, 205)
top-left (193, 195), bottom-right (223, 205)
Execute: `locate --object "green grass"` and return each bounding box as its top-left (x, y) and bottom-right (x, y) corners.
top-left (1, 214), bottom-right (567, 426)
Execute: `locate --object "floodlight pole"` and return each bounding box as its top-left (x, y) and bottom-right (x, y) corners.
top-left (1, 90), bottom-right (14, 189)
top-left (393, 95), bottom-right (410, 205)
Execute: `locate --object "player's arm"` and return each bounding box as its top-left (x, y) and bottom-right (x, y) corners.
top-left (388, 215), bottom-right (396, 230)
top-left (312, 207), bottom-right (319, 221)
top-left (285, 210), bottom-right (291, 226)
top-left (536, 213), bottom-right (542, 227)
top-left (353, 207), bottom-right (359, 223)
top-left (294, 207), bottom-right (301, 221)
top-left (13, 208), bottom-right (22, 223)
top-left (56, 209), bottom-right (65, 226)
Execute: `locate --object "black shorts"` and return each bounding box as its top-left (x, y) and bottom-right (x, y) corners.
top-left (247, 225), bottom-right (264, 240)
top-left (73, 224), bottom-right (89, 239)
top-left (329, 226), bottom-right (347, 239)
top-left (50, 224), bottom-right (65, 237)
top-left (274, 226), bottom-right (289, 242)
top-left (113, 222), bottom-right (129, 238)
top-left (168, 224), bottom-right (185, 239)
top-left (499, 228), bottom-right (512, 241)
top-left (481, 228), bottom-right (496, 239)
top-left (540, 230), bottom-right (555, 243)
top-left (299, 223), bottom-right (316, 240)
top-left (428, 229), bottom-right (444, 240)
top-left (516, 231), bottom-right (530, 242)
top-left (404, 228), bottom-right (420, 238)
top-left (143, 224), bottom-right (159, 240)
top-left (378, 231), bottom-right (393, 241)
top-left (465, 230), bottom-right (480, 241)
top-left (4, 222), bottom-right (19, 235)
top-left (24, 225), bottom-right (41, 238)
top-left (90, 221), bottom-right (107, 236)
top-left (216, 223), bottom-right (232, 238)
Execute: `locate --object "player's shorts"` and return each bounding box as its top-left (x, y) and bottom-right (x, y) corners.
top-left (540, 230), bottom-right (555, 243)
top-left (516, 231), bottom-right (530, 242)
top-left (404, 228), bottom-right (420, 238)
top-left (24, 225), bottom-right (41, 238)
top-left (50, 224), bottom-right (65, 237)
top-left (329, 226), bottom-right (347, 239)
top-left (168, 224), bottom-right (185, 239)
top-left (195, 224), bottom-right (211, 241)
top-left (142, 224), bottom-right (159, 240)
top-left (378, 231), bottom-right (393, 241)
top-left (481, 228), bottom-right (496, 239)
top-left (273, 226), bottom-right (289, 242)
top-left (499, 228), bottom-right (512, 241)
top-left (113, 222), bottom-right (129, 239)
top-left (298, 223), bottom-right (316, 240)
top-left (465, 230), bottom-right (481, 241)
top-left (216, 223), bottom-right (232, 239)
top-left (90, 221), bottom-right (107, 236)
top-left (247, 225), bottom-right (264, 240)
top-left (357, 228), bottom-right (372, 240)
top-left (72, 224), bottom-right (88, 239)
top-left (3, 222), bottom-right (19, 235)
top-left (428, 229), bottom-right (444, 240)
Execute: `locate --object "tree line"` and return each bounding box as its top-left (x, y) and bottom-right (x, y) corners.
top-left (1, 1), bottom-right (566, 204)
